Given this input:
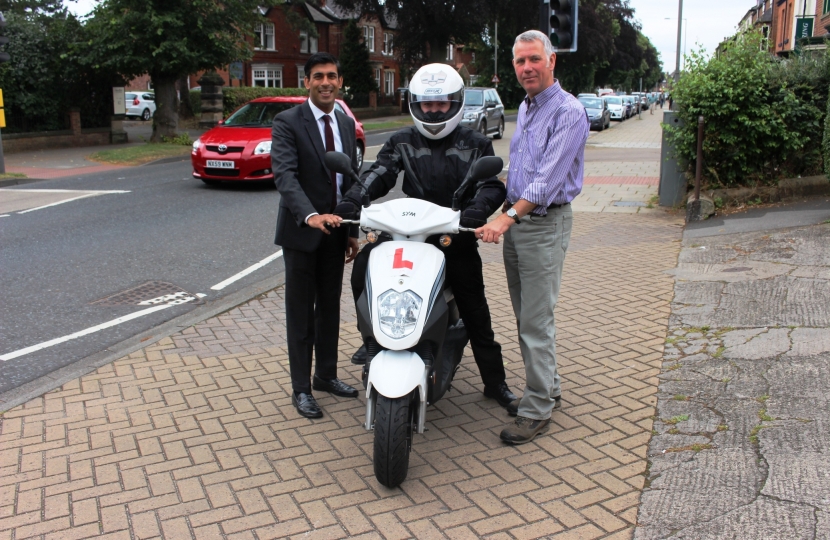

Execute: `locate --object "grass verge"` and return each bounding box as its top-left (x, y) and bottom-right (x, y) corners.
top-left (88, 144), bottom-right (192, 166)
top-left (362, 118), bottom-right (413, 131)
top-left (0, 172), bottom-right (27, 179)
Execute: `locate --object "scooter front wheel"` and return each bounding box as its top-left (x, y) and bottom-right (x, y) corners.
top-left (373, 391), bottom-right (418, 488)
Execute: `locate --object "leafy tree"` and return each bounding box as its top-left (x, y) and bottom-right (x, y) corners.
top-left (334, 0), bottom-right (488, 65)
top-left (339, 19), bottom-right (376, 96)
top-left (82, 0), bottom-right (274, 141)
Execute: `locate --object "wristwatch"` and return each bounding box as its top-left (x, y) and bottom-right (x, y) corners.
top-left (506, 208), bottom-right (521, 224)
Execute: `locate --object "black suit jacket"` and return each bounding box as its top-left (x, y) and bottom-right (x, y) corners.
top-left (271, 100), bottom-right (359, 252)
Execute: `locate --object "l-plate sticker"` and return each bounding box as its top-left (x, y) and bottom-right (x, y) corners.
top-left (392, 248), bottom-right (414, 269)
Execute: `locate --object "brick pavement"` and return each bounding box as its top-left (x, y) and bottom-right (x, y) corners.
top-left (0, 209), bottom-right (683, 539)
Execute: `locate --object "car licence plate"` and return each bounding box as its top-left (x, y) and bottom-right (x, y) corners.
top-left (206, 160), bottom-right (234, 169)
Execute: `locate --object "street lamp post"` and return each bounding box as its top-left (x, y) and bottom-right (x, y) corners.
top-left (674, 0), bottom-right (683, 82)
top-left (666, 17), bottom-right (688, 71)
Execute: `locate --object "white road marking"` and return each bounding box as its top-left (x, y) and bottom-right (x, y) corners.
top-left (211, 250), bottom-right (283, 291)
top-left (366, 145), bottom-right (383, 151)
top-left (18, 194), bottom-right (100, 214)
top-left (0, 301), bottom-right (189, 362)
top-left (0, 214), bottom-right (9, 218)
top-left (1, 189), bottom-right (131, 193)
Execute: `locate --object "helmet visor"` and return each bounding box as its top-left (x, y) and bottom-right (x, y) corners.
top-left (410, 87), bottom-right (464, 124)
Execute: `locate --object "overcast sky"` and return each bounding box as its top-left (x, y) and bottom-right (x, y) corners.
top-left (67, 0), bottom-right (751, 71)
top-left (629, 0), bottom-right (750, 73)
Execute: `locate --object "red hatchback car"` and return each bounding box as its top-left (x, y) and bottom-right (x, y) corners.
top-left (191, 96), bottom-right (366, 185)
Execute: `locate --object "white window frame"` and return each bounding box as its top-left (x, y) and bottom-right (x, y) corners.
top-left (363, 26), bottom-right (375, 52)
top-left (298, 66), bottom-right (305, 88)
top-left (374, 67), bottom-right (381, 91)
top-left (383, 32), bottom-right (394, 55)
top-left (251, 64), bottom-right (283, 88)
top-left (299, 31), bottom-right (318, 54)
top-left (255, 22), bottom-right (275, 51)
top-left (446, 43), bottom-right (454, 61)
top-left (384, 71), bottom-right (394, 96)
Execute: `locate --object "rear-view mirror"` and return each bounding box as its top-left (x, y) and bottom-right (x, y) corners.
top-left (324, 151), bottom-right (352, 175)
top-left (468, 156), bottom-right (504, 182)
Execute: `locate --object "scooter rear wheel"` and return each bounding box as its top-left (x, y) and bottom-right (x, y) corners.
top-left (373, 391), bottom-right (417, 488)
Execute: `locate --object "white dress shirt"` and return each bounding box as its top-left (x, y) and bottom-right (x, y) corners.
top-left (306, 100), bottom-right (344, 224)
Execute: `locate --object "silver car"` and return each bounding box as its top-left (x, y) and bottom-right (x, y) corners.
top-left (125, 92), bottom-right (156, 121)
top-left (460, 87), bottom-right (505, 139)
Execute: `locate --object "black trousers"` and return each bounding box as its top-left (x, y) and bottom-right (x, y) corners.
top-left (283, 228), bottom-right (348, 394)
top-left (350, 239), bottom-right (506, 388)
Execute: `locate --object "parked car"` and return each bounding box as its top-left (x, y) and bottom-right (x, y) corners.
top-left (191, 97), bottom-right (366, 185)
top-left (460, 87), bottom-right (505, 139)
top-left (623, 95), bottom-right (640, 116)
top-left (578, 96), bottom-right (611, 131)
top-left (602, 96), bottom-right (626, 121)
top-left (125, 92), bottom-right (156, 121)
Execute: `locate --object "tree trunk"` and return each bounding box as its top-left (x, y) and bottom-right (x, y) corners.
top-left (178, 76), bottom-right (194, 118)
top-left (150, 74), bottom-right (179, 142)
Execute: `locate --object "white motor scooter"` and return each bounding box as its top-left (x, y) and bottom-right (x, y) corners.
top-left (325, 151), bottom-right (504, 488)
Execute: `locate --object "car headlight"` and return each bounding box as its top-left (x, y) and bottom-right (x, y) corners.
top-left (463, 112), bottom-right (478, 120)
top-left (377, 289), bottom-right (422, 339)
top-left (253, 141), bottom-right (271, 155)
top-left (192, 138), bottom-right (201, 153)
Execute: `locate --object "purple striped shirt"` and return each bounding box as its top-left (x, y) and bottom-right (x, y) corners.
top-left (506, 80), bottom-right (589, 214)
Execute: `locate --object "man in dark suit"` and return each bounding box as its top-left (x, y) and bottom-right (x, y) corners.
top-left (271, 53), bottom-right (360, 419)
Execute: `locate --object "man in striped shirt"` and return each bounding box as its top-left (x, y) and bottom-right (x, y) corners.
top-left (476, 30), bottom-right (589, 444)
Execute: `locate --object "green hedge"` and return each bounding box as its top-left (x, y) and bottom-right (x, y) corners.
top-left (667, 32), bottom-right (830, 188)
top-left (189, 87), bottom-right (309, 117)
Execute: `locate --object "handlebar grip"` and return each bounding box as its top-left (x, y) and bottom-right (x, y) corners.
top-left (340, 219), bottom-right (360, 225)
top-left (457, 227), bottom-right (477, 233)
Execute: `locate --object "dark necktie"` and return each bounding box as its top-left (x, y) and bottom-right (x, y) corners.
top-left (322, 115), bottom-right (337, 212)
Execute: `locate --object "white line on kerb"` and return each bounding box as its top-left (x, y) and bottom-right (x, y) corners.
top-left (0, 303), bottom-right (177, 362)
top-left (18, 194), bottom-right (99, 214)
top-left (211, 250), bottom-right (283, 291)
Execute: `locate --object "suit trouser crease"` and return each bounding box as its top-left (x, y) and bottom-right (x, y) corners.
top-left (351, 240), bottom-right (505, 388)
top-left (284, 229), bottom-right (347, 394)
top-left (503, 207), bottom-right (572, 420)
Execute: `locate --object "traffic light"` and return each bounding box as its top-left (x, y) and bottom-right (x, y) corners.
top-left (0, 12), bottom-right (9, 64)
top-left (550, 0), bottom-right (578, 53)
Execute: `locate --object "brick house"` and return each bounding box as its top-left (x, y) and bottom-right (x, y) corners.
top-left (127, 1), bottom-right (404, 106)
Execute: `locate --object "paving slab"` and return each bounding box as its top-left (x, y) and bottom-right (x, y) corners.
top-left (636, 221), bottom-right (830, 539)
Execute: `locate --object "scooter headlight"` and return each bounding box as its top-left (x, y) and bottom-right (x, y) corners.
top-left (377, 289), bottom-right (423, 339)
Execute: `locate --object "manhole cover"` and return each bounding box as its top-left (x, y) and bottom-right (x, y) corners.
top-left (91, 281), bottom-right (202, 306)
top-left (722, 267), bottom-right (753, 273)
top-left (612, 201), bottom-right (647, 207)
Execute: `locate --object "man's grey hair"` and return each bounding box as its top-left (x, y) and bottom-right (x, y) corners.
top-left (513, 30), bottom-right (555, 59)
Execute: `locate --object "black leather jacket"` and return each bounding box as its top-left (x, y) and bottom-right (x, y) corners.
top-left (349, 125), bottom-right (506, 221)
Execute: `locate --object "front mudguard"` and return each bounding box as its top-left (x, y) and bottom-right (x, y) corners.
top-left (365, 350), bottom-right (428, 434)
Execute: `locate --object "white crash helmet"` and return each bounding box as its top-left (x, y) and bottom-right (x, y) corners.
top-left (409, 63), bottom-right (465, 140)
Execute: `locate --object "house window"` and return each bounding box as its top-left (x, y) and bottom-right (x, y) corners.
top-left (374, 68), bottom-right (381, 91)
top-left (825, 0), bottom-right (830, 14)
top-left (382, 32), bottom-right (394, 55)
top-left (446, 43), bottom-right (454, 61)
top-left (299, 31), bottom-right (318, 54)
top-left (252, 65), bottom-right (282, 87)
top-left (298, 67), bottom-right (305, 88)
top-left (363, 26), bottom-right (375, 52)
top-left (384, 71), bottom-right (394, 95)
top-left (255, 23), bottom-right (275, 50)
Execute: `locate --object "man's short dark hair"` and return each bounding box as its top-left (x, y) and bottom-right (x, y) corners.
top-left (304, 53), bottom-right (341, 78)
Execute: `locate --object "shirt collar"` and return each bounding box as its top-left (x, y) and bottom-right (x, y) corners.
top-left (524, 80), bottom-right (561, 108)
top-left (307, 99), bottom-right (335, 122)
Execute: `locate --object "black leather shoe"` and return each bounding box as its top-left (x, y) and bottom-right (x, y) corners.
top-left (483, 382), bottom-right (517, 408)
top-left (351, 345), bottom-right (367, 365)
top-left (292, 392), bottom-right (323, 419)
top-left (312, 376), bottom-right (359, 398)
top-left (506, 396), bottom-right (561, 417)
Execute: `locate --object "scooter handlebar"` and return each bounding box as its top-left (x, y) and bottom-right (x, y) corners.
top-left (339, 219), bottom-right (360, 225)
top-left (457, 227), bottom-right (477, 233)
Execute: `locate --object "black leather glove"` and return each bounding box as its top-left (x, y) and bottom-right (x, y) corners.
top-left (460, 206), bottom-right (488, 228)
top-left (334, 198), bottom-right (360, 219)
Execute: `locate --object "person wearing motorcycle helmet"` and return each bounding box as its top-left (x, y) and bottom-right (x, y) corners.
top-left (334, 63), bottom-right (517, 411)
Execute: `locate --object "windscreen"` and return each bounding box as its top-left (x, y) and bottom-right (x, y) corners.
top-left (465, 90), bottom-right (484, 106)
top-left (604, 97), bottom-right (622, 105)
top-left (224, 102), bottom-right (299, 126)
top-left (580, 98), bottom-right (602, 109)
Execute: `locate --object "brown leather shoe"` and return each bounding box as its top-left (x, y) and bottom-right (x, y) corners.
top-left (506, 396), bottom-right (561, 417)
top-left (500, 416), bottom-right (550, 444)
